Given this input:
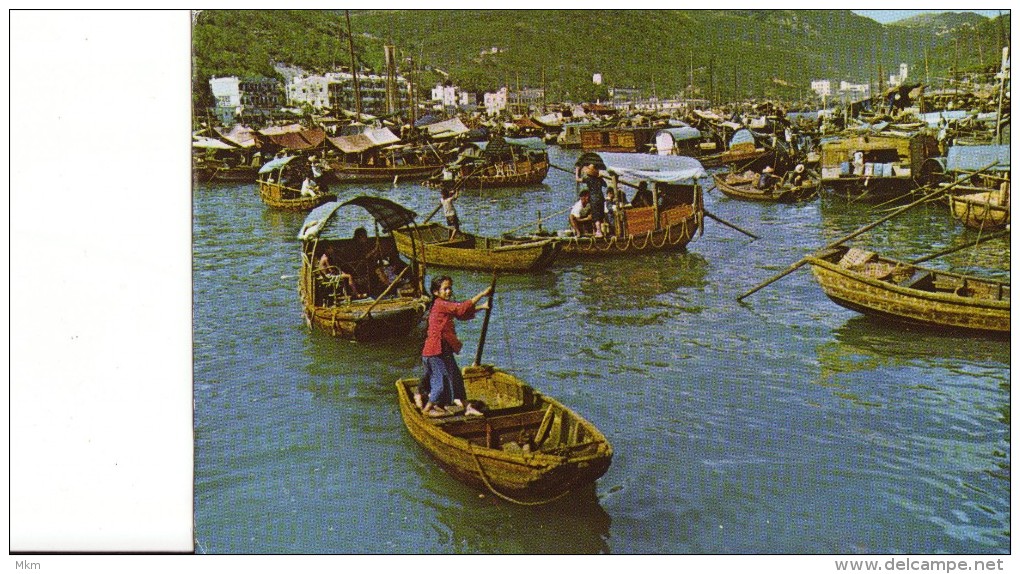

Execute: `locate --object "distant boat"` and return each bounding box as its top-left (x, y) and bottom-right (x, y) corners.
top-left (712, 171), bottom-right (819, 203)
top-left (392, 222), bottom-right (561, 273)
top-left (819, 133), bottom-right (939, 198)
top-left (320, 128), bottom-right (450, 184)
top-left (297, 197), bottom-right (428, 340)
top-left (506, 152), bottom-right (706, 259)
top-left (948, 186), bottom-right (1010, 230)
top-left (257, 155), bottom-right (336, 211)
top-left (805, 245), bottom-right (1010, 334)
top-left (423, 136), bottom-right (550, 191)
top-left (580, 125), bottom-right (659, 153)
top-left (395, 364), bottom-right (613, 505)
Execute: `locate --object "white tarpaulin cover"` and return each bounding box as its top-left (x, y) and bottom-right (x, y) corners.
top-left (598, 152), bottom-right (707, 185)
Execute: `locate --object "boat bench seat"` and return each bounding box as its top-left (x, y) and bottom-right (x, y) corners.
top-left (898, 272), bottom-right (934, 290)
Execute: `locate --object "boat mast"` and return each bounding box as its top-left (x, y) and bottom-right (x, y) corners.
top-left (345, 10), bottom-right (362, 121)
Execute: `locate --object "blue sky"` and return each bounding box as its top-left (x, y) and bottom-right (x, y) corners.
top-left (853, 9), bottom-right (1007, 24)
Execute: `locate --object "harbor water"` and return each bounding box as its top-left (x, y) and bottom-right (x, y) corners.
top-left (193, 146), bottom-right (1009, 554)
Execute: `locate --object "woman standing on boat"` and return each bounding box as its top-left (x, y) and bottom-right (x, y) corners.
top-left (417, 276), bottom-right (492, 417)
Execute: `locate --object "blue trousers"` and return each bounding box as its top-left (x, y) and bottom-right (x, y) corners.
top-left (421, 353), bottom-right (466, 406)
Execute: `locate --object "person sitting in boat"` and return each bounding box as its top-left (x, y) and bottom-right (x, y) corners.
top-left (372, 257), bottom-right (410, 298)
top-left (789, 164), bottom-right (807, 187)
top-left (300, 176), bottom-right (320, 197)
top-left (631, 181), bottom-right (653, 207)
top-left (569, 189), bottom-right (594, 236)
top-left (757, 166), bottom-right (779, 191)
top-left (317, 246), bottom-right (362, 300)
top-left (417, 276), bottom-right (491, 418)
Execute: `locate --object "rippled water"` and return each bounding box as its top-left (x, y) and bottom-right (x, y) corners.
top-left (193, 146), bottom-right (1009, 554)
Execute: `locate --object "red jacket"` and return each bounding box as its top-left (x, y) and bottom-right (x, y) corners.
top-left (421, 298), bottom-right (478, 357)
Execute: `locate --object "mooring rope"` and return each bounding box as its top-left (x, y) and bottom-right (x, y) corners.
top-left (467, 443), bottom-right (574, 506)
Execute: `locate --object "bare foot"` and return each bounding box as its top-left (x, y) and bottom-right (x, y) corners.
top-left (464, 404), bottom-right (483, 417)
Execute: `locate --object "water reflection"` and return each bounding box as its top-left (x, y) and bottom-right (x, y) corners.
top-left (815, 316), bottom-right (1010, 386)
top-left (575, 251), bottom-right (709, 306)
top-left (414, 449), bottom-right (613, 554)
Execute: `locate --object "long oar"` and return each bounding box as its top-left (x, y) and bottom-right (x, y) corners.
top-left (909, 229), bottom-right (1010, 265)
top-left (704, 210), bottom-right (760, 240)
top-left (502, 206), bottom-right (571, 236)
top-left (473, 273), bottom-right (499, 367)
top-left (736, 161), bottom-right (1001, 301)
top-left (357, 265), bottom-right (412, 320)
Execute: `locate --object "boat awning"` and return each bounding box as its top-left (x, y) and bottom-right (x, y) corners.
top-left (425, 117), bottom-right (471, 139)
top-left (257, 155), bottom-right (296, 174)
top-left (656, 126), bottom-right (702, 142)
top-left (257, 127), bottom-right (326, 150)
top-left (917, 110), bottom-right (971, 128)
top-left (589, 152), bottom-right (707, 185)
top-left (298, 196), bottom-right (419, 240)
top-left (503, 137), bottom-right (547, 151)
top-left (946, 145), bottom-right (1010, 173)
top-left (729, 129), bottom-right (756, 148)
top-left (192, 136), bottom-right (236, 150)
top-left (214, 125), bottom-right (257, 148)
top-left (326, 127), bottom-right (401, 154)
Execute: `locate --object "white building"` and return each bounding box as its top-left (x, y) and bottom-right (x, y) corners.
top-left (811, 80), bottom-right (832, 98)
top-left (592, 73), bottom-right (603, 86)
top-left (839, 81), bottom-right (870, 99)
top-left (209, 76), bottom-right (241, 110)
top-left (437, 85), bottom-right (458, 107)
top-left (888, 63), bottom-right (909, 88)
top-left (484, 87), bottom-right (508, 116)
top-left (286, 75), bottom-right (330, 109)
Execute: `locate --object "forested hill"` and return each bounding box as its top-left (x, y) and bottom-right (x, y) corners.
top-left (192, 9), bottom-right (1006, 103)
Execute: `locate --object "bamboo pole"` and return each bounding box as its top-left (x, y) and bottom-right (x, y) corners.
top-left (909, 229), bottom-right (1010, 265)
top-left (472, 273), bottom-right (499, 367)
top-left (736, 161), bottom-right (1001, 301)
top-left (357, 265), bottom-right (412, 320)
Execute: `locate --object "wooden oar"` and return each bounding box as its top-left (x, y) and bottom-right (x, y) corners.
top-left (736, 160), bottom-right (1001, 302)
top-left (909, 229), bottom-right (1010, 265)
top-left (704, 210), bottom-right (760, 240)
top-left (473, 273), bottom-right (499, 367)
top-left (502, 206), bottom-right (571, 236)
top-left (357, 265), bottom-right (412, 320)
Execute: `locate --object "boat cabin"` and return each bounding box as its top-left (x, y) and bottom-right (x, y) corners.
top-left (820, 134), bottom-right (938, 186)
top-left (298, 197), bottom-right (424, 308)
top-left (581, 126), bottom-right (659, 153)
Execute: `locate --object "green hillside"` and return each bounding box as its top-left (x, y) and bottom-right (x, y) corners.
top-left (192, 9), bottom-right (1004, 106)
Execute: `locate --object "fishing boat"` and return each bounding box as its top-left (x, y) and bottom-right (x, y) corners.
top-left (192, 136), bottom-right (260, 184)
top-left (392, 222), bottom-right (561, 273)
top-left (423, 136), bottom-right (550, 191)
top-left (804, 245), bottom-right (1010, 334)
top-left (507, 152), bottom-right (706, 258)
top-left (320, 128), bottom-right (449, 184)
top-left (580, 125), bottom-right (658, 153)
top-left (712, 170), bottom-right (819, 203)
top-left (819, 133), bottom-right (939, 199)
top-left (395, 364), bottom-right (613, 505)
top-left (948, 186), bottom-right (1010, 230)
top-left (297, 197), bottom-right (429, 341)
top-left (257, 155), bottom-right (337, 211)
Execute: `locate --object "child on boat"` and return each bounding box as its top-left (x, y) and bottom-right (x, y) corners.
top-left (416, 276), bottom-right (492, 417)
